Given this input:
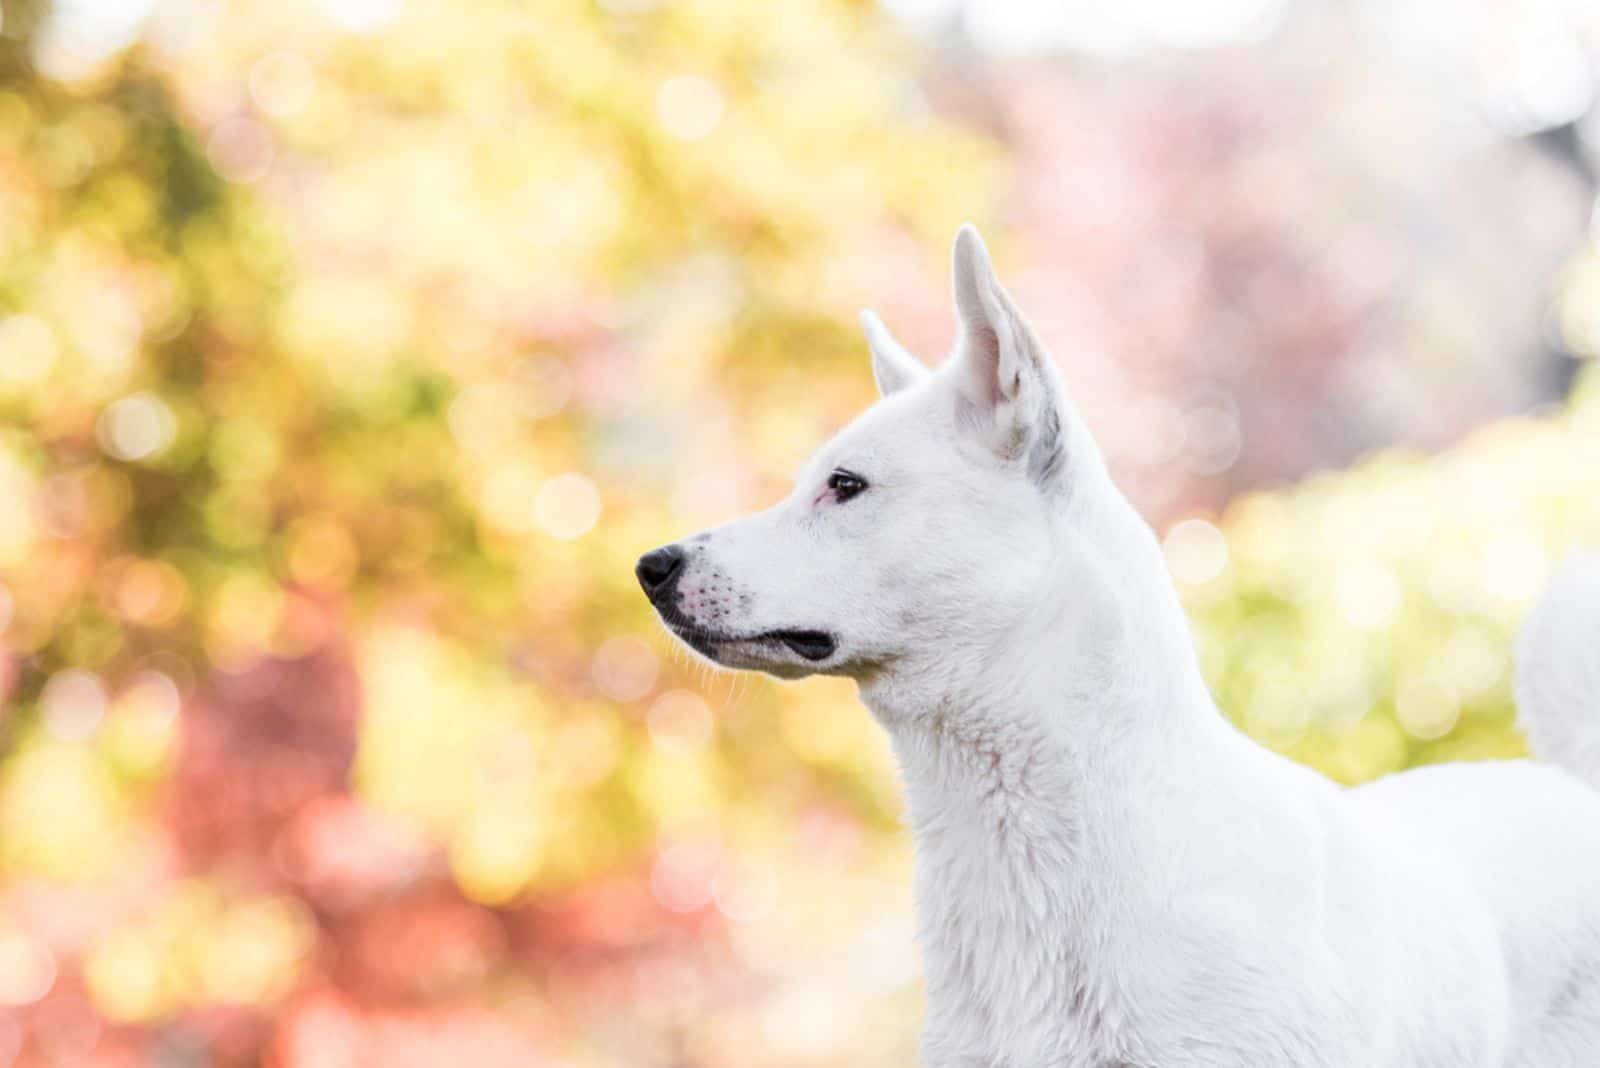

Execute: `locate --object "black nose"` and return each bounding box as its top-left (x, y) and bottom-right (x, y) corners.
top-left (636, 545), bottom-right (686, 602)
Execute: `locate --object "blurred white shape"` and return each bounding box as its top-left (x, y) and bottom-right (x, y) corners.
top-left (1146, 0), bottom-right (1284, 49)
top-left (1480, 530), bottom-right (1548, 602)
top-left (889, 0), bottom-right (1285, 56)
top-left (657, 76), bottom-right (725, 140)
top-left (250, 51), bottom-right (317, 118)
top-left (123, 670), bottom-right (181, 727)
top-left (1335, 562), bottom-right (1402, 630)
top-left (1501, 14), bottom-right (1594, 133)
top-left (966, 0), bottom-right (1133, 56)
top-left (0, 316), bottom-right (58, 385)
top-left (41, 670), bottom-right (107, 741)
top-left (534, 473), bottom-right (601, 540)
top-left (74, 294), bottom-right (143, 375)
top-left (1164, 518), bottom-right (1229, 585)
top-left (316, 0), bottom-right (403, 33)
top-left (145, 0), bottom-right (219, 58)
top-left (0, 932), bottom-right (55, 1006)
top-left (1395, 676), bottom-right (1460, 740)
top-left (31, 0), bottom-right (155, 80)
top-left (97, 392), bottom-right (176, 462)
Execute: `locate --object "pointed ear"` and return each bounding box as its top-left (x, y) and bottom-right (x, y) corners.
top-left (860, 309), bottom-right (927, 397)
top-left (950, 224), bottom-right (1066, 483)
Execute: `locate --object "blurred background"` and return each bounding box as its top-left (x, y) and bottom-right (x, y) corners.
top-left (1, 0), bottom-right (1599, 1064)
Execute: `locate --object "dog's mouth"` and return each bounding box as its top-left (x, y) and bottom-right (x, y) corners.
top-left (765, 629), bottom-right (837, 661)
top-left (665, 616), bottom-right (837, 664)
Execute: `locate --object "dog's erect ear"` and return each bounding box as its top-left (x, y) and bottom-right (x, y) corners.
top-left (860, 309), bottom-right (927, 397)
top-left (950, 224), bottom-right (1065, 483)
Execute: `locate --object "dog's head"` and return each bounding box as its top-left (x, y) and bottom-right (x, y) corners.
top-left (638, 226), bottom-right (1127, 687)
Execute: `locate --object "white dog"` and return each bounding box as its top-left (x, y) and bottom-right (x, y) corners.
top-left (636, 225), bottom-right (1600, 1067)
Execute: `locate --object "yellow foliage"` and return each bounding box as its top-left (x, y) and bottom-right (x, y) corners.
top-left (1187, 366), bottom-right (1600, 783)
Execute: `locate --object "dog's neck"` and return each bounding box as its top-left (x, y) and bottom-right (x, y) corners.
top-left (860, 483), bottom-right (1223, 762)
top-left (858, 487), bottom-right (1238, 1058)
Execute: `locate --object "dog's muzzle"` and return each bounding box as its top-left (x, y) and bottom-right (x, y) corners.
top-left (635, 544), bottom-right (838, 664)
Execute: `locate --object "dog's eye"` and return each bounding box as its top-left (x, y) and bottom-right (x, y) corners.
top-left (827, 470), bottom-right (867, 503)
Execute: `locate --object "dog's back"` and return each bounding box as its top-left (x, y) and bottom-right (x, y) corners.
top-left (1342, 554), bottom-right (1600, 1066)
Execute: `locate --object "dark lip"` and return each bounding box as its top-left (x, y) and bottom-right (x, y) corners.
top-left (765, 629), bottom-right (837, 661)
top-left (656, 605), bottom-right (836, 662)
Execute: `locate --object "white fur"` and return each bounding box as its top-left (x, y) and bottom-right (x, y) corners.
top-left (641, 225), bottom-right (1600, 1066)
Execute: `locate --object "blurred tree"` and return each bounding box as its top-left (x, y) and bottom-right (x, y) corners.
top-left (0, 0), bottom-right (989, 1063)
top-left (1185, 368), bottom-right (1600, 786)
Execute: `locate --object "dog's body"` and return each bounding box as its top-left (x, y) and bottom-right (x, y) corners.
top-left (637, 226), bottom-right (1600, 1066)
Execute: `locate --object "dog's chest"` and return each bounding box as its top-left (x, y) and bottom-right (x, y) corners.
top-left (913, 823), bottom-right (1141, 1066)
top-left (902, 757), bottom-right (1342, 1067)
top-left (903, 757), bottom-right (1163, 1064)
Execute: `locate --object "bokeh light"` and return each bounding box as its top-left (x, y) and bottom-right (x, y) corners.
top-left (656, 75), bottom-right (725, 141)
top-left (96, 392), bottom-right (176, 462)
top-left (0, 932), bottom-right (56, 1007)
top-left (40, 669), bottom-right (107, 741)
top-left (534, 473), bottom-right (602, 541)
top-left (1163, 518), bottom-right (1229, 586)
